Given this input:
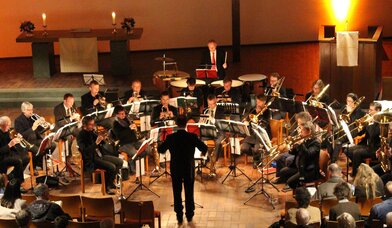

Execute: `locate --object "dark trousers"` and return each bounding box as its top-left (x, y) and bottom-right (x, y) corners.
top-left (171, 173), bottom-right (195, 221)
top-left (0, 152), bottom-right (30, 183)
top-left (240, 137), bottom-right (261, 165)
top-left (275, 154), bottom-right (294, 177)
top-left (30, 141), bottom-right (57, 168)
top-left (279, 167), bottom-right (300, 188)
top-left (94, 155), bottom-right (123, 188)
top-left (345, 145), bottom-right (374, 176)
top-left (373, 163), bottom-right (392, 184)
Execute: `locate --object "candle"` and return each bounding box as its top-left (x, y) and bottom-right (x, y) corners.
top-left (42, 13), bottom-right (47, 27)
top-left (111, 12), bottom-right (116, 25)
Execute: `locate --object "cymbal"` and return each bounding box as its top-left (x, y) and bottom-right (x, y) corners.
top-left (154, 70), bottom-right (190, 81)
top-left (373, 110), bottom-right (392, 124)
top-left (170, 79), bottom-right (206, 88)
top-left (211, 80), bottom-right (244, 88)
top-left (238, 74), bottom-right (267, 82)
top-left (154, 57), bottom-right (175, 62)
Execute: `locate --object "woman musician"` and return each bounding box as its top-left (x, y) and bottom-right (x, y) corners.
top-left (305, 79), bottom-right (330, 105)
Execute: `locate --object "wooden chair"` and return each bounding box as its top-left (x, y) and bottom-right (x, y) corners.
top-left (326, 220), bottom-right (365, 228)
top-left (220, 138), bottom-right (231, 166)
top-left (0, 219), bottom-right (19, 228)
top-left (356, 197), bottom-right (383, 217)
top-left (28, 151), bottom-right (35, 186)
top-left (21, 194), bottom-right (36, 204)
top-left (68, 221), bottom-right (101, 228)
top-left (49, 194), bottom-right (83, 221)
top-left (320, 198), bottom-right (338, 218)
top-left (30, 221), bottom-right (55, 228)
top-left (120, 200), bottom-right (161, 228)
top-left (286, 221), bottom-right (320, 228)
top-left (270, 119), bottom-right (284, 145)
top-left (79, 150), bottom-right (106, 195)
top-left (81, 196), bottom-right (115, 221)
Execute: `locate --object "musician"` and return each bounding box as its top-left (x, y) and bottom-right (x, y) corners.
top-left (14, 102), bottom-right (56, 169)
top-left (214, 77), bottom-right (241, 104)
top-left (240, 94), bottom-right (272, 168)
top-left (124, 80), bottom-right (146, 104)
top-left (0, 116), bottom-right (29, 191)
top-left (81, 80), bottom-right (105, 115)
top-left (346, 102), bottom-right (381, 176)
top-left (77, 116), bottom-right (123, 195)
top-left (277, 121), bottom-right (321, 190)
top-left (112, 105), bottom-right (140, 173)
top-left (305, 79), bottom-right (330, 105)
top-left (180, 78), bottom-right (204, 108)
top-left (265, 73), bottom-right (286, 98)
top-left (158, 115), bottom-right (208, 224)
top-left (372, 125), bottom-right (392, 184)
top-left (200, 39), bottom-right (227, 80)
top-left (204, 94), bottom-right (225, 177)
top-left (150, 91), bottom-right (178, 127)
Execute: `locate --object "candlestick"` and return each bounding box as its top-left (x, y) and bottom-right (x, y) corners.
top-left (112, 12), bottom-right (116, 25)
top-left (42, 13), bottom-right (47, 26)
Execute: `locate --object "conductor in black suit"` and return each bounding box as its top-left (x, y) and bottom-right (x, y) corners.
top-left (200, 39), bottom-right (227, 80)
top-left (158, 115), bottom-right (208, 225)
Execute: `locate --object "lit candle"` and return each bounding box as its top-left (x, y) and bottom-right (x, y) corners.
top-left (42, 13), bottom-right (47, 27)
top-left (111, 12), bottom-right (116, 25)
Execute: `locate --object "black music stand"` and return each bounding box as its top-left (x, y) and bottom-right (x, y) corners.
top-left (339, 120), bottom-right (355, 182)
top-left (149, 126), bottom-right (176, 184)
top-left (131, 100), bottom-right (160, 132)
top-left (305, 104), bottom-right (332, 128)
top-left (36, 133), bottom-right (57, 184)
top-left (244, 123), bottom-right (279, 208)
top-left (126, 138), bottom-right (160, 199)
top-left (83, 74), bottom-right (106, 86)
top-left (216, 120), bottom-right (252, 184)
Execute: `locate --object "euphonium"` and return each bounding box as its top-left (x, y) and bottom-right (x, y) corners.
top-left (340, 96), bottom-right (365, 124)
top-left (9, 129), bottom-right (34, 149)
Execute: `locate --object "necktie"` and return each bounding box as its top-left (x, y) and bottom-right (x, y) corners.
top-left (66, 108), bottom-right (71, 117)
top-left (211, 110), bottom-right (214, 118)
top-left (212, 52), bottom-right (216, 65)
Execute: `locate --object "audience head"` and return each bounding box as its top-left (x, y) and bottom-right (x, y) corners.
top-left (100, 218), bottom-right (115, 228)
top-left (296, 208), bottom-right (310, 226)
top-left (21, 101), bottom-right (34, 118)
top-left (54, 215), bottom-right (69, 228)
top-left (337, 212), bottom-right (356, 228)
top-left (1, 179), bottom-right (21, 209)
top-left (207, 39), bottom-right (217, 52)
top-left (311, 79), bottom-right (325, 96)
top-left (207, 94), bottom-right (217, 108)
top-left (131, 80), bottom-right (142, 93)
top-left (160, 91), bottom-right (170, 106)
top-left (88, 80), bottom-right (100, 96)
top-left (369, 102), bottom-right (382, 116)
top-left (63, 93), bottom-right (74, 108)
top-left (294, 187), bottom-right (311, 208)
top-left (0, 116), bottom-right (12, 132)
top-left (333, 182), bottom-right (351, 200)
top-left (353, 163), bottom-right (381, 199)
top-left (15, 209), bottom-right (31, 228)
top-left (385, 181), bottom-right (392, 198)
top-left (328, 163), bottom-right (342, 178)
top-left (176, 115), bottom-right (187, 128)
top-left (82, 116), bottom-right (95, 131)
top-left (386, 212), bottom-right (392, 227)
top-left (33, 183), bottom-right (49, 200)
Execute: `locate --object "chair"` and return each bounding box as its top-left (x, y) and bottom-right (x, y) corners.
top-left (371, 219), bottom-right (383, 228)
top-left (68, 221), bottom-right (101, 228)
top-left (0, 219), bottom-right (19, 228)
top-left (357, 197), bottom-right (383, 217)
top-left (320, 198), bottom-right (338, 218)
top-left (79, 149), bottom-right (106, 195)
top-left (286, 221), bottom-right (320, 228)
top-left (280, 200), bottom-right (297, 220)
top-left (30, 221), bottom-right (55, 228)
top-left (326, 220), bottom-right (365, 228)
top-left (120, 200), bottom-right (161, 228)
top-left (21, 194), bottom-right (36, 204)
top-left (49, 194), bottom-right (83, 221)
top-left (270, 119), bottom-right (284, 145)
top-left (28, 151), bottom-right (35, 186)
top-left (81, 196), bottom-right (115, 221)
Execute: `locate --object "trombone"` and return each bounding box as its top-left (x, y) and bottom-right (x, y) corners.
top-left (306, 84), bottom-right (330, 108)
top-left (340, 96), bottom-right (365, 124)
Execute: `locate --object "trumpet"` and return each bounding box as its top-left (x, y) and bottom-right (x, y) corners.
top-left (9, 129), bottom-right (34, 149)
top-left (31, 113), bottom-right (54, 131)
top-left (94, 128), bottom-right (119, 146)
top-left (340, 96), bottom-right (365, 124)
top-left (306, 84), bottom-right (330, 108)
top-left (248, 97), bottom-right (275, 124)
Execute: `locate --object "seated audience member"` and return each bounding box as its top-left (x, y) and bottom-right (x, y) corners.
top-left (329, 182), bottom-right (360, 221)
top-left (317, 163), bottom-right (346, 200)
top-left (0, 180), bottom-right (26, 219)
top-left (296, 208), bottom-right (310, 227)
top-left (368, 181), bottom-right (392, 225)
top-left (54, 215), bottom-right (69, 228)
top-left (27, 184), bottom-right (70, 222)
top-left (15, 209), bottom-right (31, 228)
top-left (386, 212), bottom-right (392, 228)
top-left (353, 163), bottom-right (384, 200)
top-left (100, 218), bottom-right (115, 228)
top-left (337, 212), bottom-right (356, 228)
top-left (286, 187), bottom-right (321, 225)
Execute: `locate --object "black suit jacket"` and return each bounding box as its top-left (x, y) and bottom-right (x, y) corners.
top-left (123, 89), bottom-right (147, 103)
top-left (201, 49), bottom-right (226, 80)
top-left (77, 129), bottom-right (98, 172)
top-left (112, 118), bottom-right (137, 146)
top-left (14, 114), bottom-right (43, 143)
top-left (180, 87), bottom-right (204, 108)
top-left (357, 122), bottom-right (380, 154)
top-left (203, 105), bottom-right (226, 120)
top-left (53, 102), bottom-right (75, 129)
top-left (81, 92), bottom-right (104, 115)
top-left (150, 104), bottom-right (178, 126)
top-left (0, 130), bottom-right (27, 161)
top-left (289, 137), bottom-right (320, 180)
top-left (215, 87), bottom-right (241, 104)
top-left (158, 130), bottom-right (208, 176)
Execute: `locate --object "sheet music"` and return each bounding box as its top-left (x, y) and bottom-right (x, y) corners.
top-left (230, 137), bottom-right (241, 155)
top-left (135, 158), bottom-right (145, 177)
top-left (251, 123), bottom-right (272, 150)
top-left (104, 107), bottom-right (114, 118)
top-left (194, 147), bottom-right (207, 160)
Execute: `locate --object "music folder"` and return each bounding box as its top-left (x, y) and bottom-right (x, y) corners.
top-left (196, 69), bottom-right (218, 79)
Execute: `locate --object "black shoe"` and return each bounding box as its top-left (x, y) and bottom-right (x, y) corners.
top-left (253, 163), bottom-right (258, 169)
top-left (272, 178), bottom-right (284, 184)
top-left (33, 170), bottom-right (39, 176)
top-left (245, 186), bottom-right (255, 193)
top-left (20, 187), bottom-right (28, 194)
top-left (187, 216), bottom-right (193, 222)
top-left (150, 169), bottom-right (160, 177)
top-left (135, 177), bottom-right (140, 184)
top-left (106, 188), bottom-right (115, 195)
top-left (177, 215), bottom-right (183, 225)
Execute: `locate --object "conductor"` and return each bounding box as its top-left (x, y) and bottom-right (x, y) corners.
top-left (158, 115), bottom-right (208, 225)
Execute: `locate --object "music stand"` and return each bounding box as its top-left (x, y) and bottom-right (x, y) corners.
top-left (216, 120), bottom-right (252, 184)
top-left (339, 120), bottom-right (355, 181)
top-left (243, 123), bottom-right (279, 208)
top-left (126, 138), bottom-right (159, 199)
top-left (83, 74), bottom-right (105, 86)
top-left (37, 133), bottom-right (56, 184)
top-left (131, 100), bottom-right (160, 132)
top-left (149, 126), bottom-right (176, 184)
top-left (305, 104), bottom-right (332, 128)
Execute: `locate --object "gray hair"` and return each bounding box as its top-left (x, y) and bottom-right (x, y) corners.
top-left (0, 116), bottom-right (11, 126)
top-left (337, 212), bottom-right (356, 228)
top-left (21, 102), bottom-right (33, 112)
top-left (328, 163), bottom-right (342, 176)
top-left (33, 183), bottom-right (49, 198)
top-left (386, 212), bottom-right (392, 226)
top-left (296, 208), bottom-right (310, 225)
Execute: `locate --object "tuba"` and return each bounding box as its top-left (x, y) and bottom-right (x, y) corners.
top-left (340, 96), bottom-right (365, 124)
top-left (373, 109), bottom-right (392, 172)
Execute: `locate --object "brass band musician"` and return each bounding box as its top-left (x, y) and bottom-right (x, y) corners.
top-left (124, 80), bottom-right (146, 104)
top-left (215, 78), bottom-right (241, 104)
top-left (81, 80), bottom-right (105, 116)
top-left (180, 78), bottom-right (204, 108)
top-left (305, 79), bottom-right (330, 105)
top-left (265, 73), bottom-right (286, 97)
top-left (150, 91), bottom-right (178, 127)
top-left (372, 124), bottom-right (392, 184)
